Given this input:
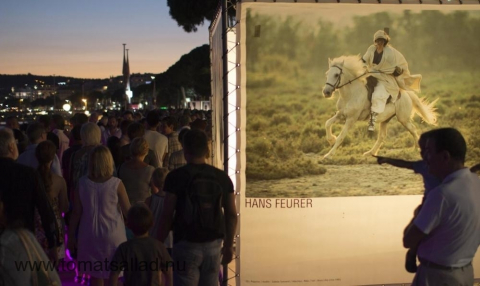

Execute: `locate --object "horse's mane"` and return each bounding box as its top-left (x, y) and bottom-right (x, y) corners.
top-left (330, 55), bottom-right (365, 78)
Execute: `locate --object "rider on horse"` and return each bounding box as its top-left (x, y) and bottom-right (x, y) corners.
top-left (362, 30), bottom-right (422, 132)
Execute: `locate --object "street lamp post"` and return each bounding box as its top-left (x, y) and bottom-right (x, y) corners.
top-left (151, 76), bottom-right (156, 107)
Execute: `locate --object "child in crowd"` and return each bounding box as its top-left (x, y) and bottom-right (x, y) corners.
top-left (145, 168), bottom-right (173, 255)
top-left (110, 204), bottom-right (172, 286)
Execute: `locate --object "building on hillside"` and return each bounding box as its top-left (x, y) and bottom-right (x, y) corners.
top-left (14, 86), bottom-right (55, 100)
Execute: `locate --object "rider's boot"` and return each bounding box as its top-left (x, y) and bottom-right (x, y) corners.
top-left (368, 112), bottom-right (378, 132)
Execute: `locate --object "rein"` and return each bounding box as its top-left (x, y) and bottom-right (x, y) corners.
top-left (326, 65), bottom-right (385, 90)
top-left (337, 71), bottom-right (368, 89)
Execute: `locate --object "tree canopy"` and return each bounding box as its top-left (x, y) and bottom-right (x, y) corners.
top-left (167, 0), bottom-right (236, 32)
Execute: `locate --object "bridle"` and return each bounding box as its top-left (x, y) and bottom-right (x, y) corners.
top-left (325, 65), bottom-right (343, 91)
top-left (325, 65), bottom-right (370, 91)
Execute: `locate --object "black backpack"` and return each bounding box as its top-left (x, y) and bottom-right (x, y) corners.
top-left (182, 169), bottom-right (225, 242)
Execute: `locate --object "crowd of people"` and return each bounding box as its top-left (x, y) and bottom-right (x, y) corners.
top-left (0, 108), bottom-right (238, 286)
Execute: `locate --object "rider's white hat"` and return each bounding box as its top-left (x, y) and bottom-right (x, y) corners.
top-left (373, 30), bottom-right (390, 42)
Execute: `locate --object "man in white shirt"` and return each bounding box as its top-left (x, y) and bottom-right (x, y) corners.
top-left (403, 128), bottom-right (480, 286)
top-left (143, 111), bottom-right (168, 168)
top-left (17, 122), bottom-right (62, 177)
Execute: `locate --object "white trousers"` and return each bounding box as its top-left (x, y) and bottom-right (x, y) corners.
top-left (371, 82), bottom-right (390, 114)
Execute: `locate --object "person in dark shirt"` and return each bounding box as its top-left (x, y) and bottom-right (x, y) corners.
top-left (157, 130), bottom-right (237, 286)
top-left (110, 204), bottom-right (172, 286)
top-left (0, 129), bottom-right (58, 250)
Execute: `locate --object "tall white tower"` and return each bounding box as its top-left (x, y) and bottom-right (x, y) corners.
top-left (122, 44), bottom-right (132, 108)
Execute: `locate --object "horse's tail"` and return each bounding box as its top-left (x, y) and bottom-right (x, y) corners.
top-left (407, 91), bottom-right (438, 125)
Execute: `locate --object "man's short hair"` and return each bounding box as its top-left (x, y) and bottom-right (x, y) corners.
top-left (178, 128), bottom-right (189, 146)
top-left (5, 116), bottom-right (18, 128)
top-left (120, 120), bottom-right (133, 135)
top-left (37, 115), bottom-right (51, 129)
top-left (127, 204), bottom-right (153, 235)
top-left (424, 128), bottom-right (467, 163)
top-left (179, 115), bottom-right (191, 127)
top-left (127, 122), bottom-right (145, 139)
top-left (89, 112), bottom-right (99, 123)
top-left (52, 114), bottom-right (65, 130)
top-left (0, 129), bottom-right (15, 157)
top-left (123, 110), bottom-right (134, 117)
top-left (190, 119), bottom-right (207, 131)
top-left (71, 125), bottom-right (82, 142)
top-left (75, 113), bottom-right (89, 127)
top-left (183, 129), bottom-right (208, 158)
top-left (162, 116), bottom-right (177, 129)
top-left (146, 110), bottom-right (160, 127)
top-left (26, 122), bottom-right (46, 143)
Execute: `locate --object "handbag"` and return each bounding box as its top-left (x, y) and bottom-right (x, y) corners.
top-left (16, 229), bottom-right (59, 286)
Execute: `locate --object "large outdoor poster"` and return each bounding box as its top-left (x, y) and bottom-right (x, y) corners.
top-left (237, 2), bottom-right (480, 285)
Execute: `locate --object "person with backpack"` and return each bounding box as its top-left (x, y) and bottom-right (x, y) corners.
top-left (157, 129), bottom-right (238, 286)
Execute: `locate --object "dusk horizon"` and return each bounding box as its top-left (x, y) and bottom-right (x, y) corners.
top-left (0, 0), bottom-right (210, 79)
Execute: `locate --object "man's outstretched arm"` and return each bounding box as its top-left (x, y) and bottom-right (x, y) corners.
top-left (375, 156), bottom-right (414, 170)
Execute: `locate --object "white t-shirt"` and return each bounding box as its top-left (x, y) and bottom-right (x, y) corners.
top-left (144, 130), bottom-right (168, 168)
top-left (414, 168), bottom-right (480, 267)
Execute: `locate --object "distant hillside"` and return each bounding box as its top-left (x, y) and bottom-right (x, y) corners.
top-left (0, 74), bottom-right (108, 89)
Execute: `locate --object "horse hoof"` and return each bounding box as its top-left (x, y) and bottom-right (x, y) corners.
top-left (363, 151), bottom-right (372, 157)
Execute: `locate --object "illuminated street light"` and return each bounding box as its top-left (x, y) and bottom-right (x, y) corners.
top-left (63, 104), bottom-right (71, 111)
top-left (82, 98), bottom-right (87, 110)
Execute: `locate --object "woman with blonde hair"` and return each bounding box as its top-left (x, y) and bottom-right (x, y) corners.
top-left (118, 137), bottom-right (155, 204)
top-left (35, 140), bottom-right (68, 263)
top-left (68, 145), bottom-right (130, 286)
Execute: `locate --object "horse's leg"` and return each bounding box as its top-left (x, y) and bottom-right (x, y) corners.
top-left (323, 117), bottom-right (356, 160)
top-left (399, 120), bottom-right (419, 149)
top-left (325, 111), bottom-right (339, 146)
top-left (395, 93), bottom-right (419, 149)
top-left (363, 121), bottom-right (388, 156)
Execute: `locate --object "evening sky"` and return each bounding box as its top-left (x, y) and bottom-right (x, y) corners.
top-left (0, 0), bottom-right (209, 78)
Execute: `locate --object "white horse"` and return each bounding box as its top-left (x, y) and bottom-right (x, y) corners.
top-left (321, 55), bottom-right (437, 159)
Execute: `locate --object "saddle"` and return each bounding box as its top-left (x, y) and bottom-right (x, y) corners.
top-left (365, 76), bottom-right (400, 103)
